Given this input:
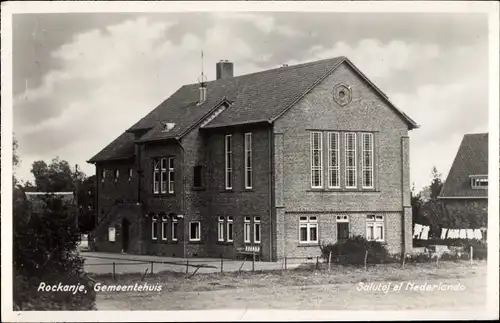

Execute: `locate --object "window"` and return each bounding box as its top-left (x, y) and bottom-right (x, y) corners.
top-left (161, 215), bottom-right (168, 241)
top-left (151, 215), bottom-right (158, 240)
top-left (362, 133), bottom-right (374, 188)
top-left (225, 135), bottom-right (233, 189)
top-left (114, 169), bottom-right (120, 182)
top-left (310, 132), bottom-right (323, 188)
top-left (244, 216), bottom-right (251, 243)
top-left (336, 215), bottom-right (349, 242)
top-left (168, 157), bottom-right (175, 193)
top-left (218, 216), bottom-right (225, 242)
top-left (153, 160), bottom-right (160, 194)
top-left (108, 227), bottom-right (116, 242)
top-left (227, 216), bottom-right (234, 242)
top-left (366, 215), bottom-right (384, 241)
top-left (328, 132), bottom-right (340, 188)
top-left (471, 176), bottom-right (488, 189)
top-left (193, 166), bottom-right (203, 188)
top-left (128, 168), bottom-right (133, 182)
top-left (254, 217), bottom-right (261, 243)
top-left (160, 158), bottom-right (167, 193)
top-left (101, 169), bottom-right (106, 183)
top-left (171, 218), bottom-right (178, 241)
top-left (299, 216), bottom-right (318, 243)
top-left (189, 221), bottom-right (201, 241)
top-left (244, 133), bottom-right (253, 189)
top-left (345, 132), bottom-right (357, 188)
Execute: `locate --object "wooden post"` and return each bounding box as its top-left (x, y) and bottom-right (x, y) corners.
top-left (328, 251), bottom-right (332, 272)
top-left (252, 252), bottom-right (255, 272)
top-left (285, 257), bottom-right (287, 270)
top-left (112, 262), bottom-right (116, 280)
top-left (401, 253), bottom-right (406, 269)
top-left (316, 256), bottom-right (319, 270)
top-left (364, 250), bottom-right (368, 271)
top-left (220, 255), bottom-right (223, 273)
top-left (150, 261), bottom-right (154, 275)
top-left (470, 246), bottom-right (473, 265)
top-left (186, 260), bottom-right (189, 274)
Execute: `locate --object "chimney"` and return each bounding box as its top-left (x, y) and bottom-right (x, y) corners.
top-left (216, 60), bottom-right (234, 80)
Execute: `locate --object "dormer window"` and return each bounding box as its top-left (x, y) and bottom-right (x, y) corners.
top-left (161, 122), bottom-right (175, 132)
top-left (470, 175), bottom-right (488, 189)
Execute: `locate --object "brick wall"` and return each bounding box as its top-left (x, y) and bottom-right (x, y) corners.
top-left (273, 61), bottom-right (412, 258)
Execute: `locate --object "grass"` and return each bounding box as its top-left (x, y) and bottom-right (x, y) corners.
top-left (90, 259), bottom-right (484, 294)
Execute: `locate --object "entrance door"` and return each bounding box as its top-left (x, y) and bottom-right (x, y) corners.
top-left (122, 218), bottom-right (130, 253)
top-left (336, 215), bottom-right (350, 242)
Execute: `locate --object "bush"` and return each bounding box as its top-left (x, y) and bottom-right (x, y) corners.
top-left (320, 235), bottom-right (393, 266)
top-left (13, 190), bottom-right (96, 310)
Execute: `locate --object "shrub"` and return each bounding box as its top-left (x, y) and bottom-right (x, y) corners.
top-left (320, 235), bottom-right (392, 266)
top-left (13, 190), bottom-right (96, 310)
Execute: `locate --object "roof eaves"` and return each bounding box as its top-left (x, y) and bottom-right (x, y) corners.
top-left (178, 98), bottom-right (234, 138)
top-left (202, 119), bottom-right (272, 130)
top-left (87, 155), bottom-right (135, 164)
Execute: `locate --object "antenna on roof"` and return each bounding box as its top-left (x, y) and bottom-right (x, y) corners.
top-left (198, 50), bottom-right (208, 104)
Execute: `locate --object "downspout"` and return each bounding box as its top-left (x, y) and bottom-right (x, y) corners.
top-left (268, 124), bottom-right (274, 261)
top-left (177, 137), bottom-right (187, 258)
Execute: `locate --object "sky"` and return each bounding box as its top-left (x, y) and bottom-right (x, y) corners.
top-left (11, 11), bottom-right (489, 192)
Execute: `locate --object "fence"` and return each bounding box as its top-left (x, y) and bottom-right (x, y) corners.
top-left (82, 244), bottom-right (484, 280)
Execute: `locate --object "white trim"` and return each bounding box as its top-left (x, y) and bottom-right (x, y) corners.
top-left (217, 216), bottom-right (225, 242)
top-left (244, 132), bottom-right (253, 189)
top-left (310, 132), bottom-right (323, 188)
top-left (189, 221), bottom-right (201, 241)
top-left (200, 104), bottom-right (227, 128)
top-left (160, 158), bottom-right (167, 193)
top-left (168, 157), bottom-right (175, 193)
top-left (327, 132), bottom-right (340, 188)
top-left (225, 134), bottom-right (233, 190)
top-left (244, 216), bottom-right (251, 243)
top-left (153, 159), bottom-right (160, 194)
top-left (161, 215), bottom-right (168, 241)
top-left (299, 215), bottom-right (318, 243)
top-left (361, 133), bottom-right (374, 189)
top-left (151, 215), bottom-right (158, 240)
top-left (171, 218), bottom-right (178, 241)
top-left (253, 216), bottom-right (261, 244)
top-left (345, 132), bottom-right (357, 188)
top-left (227, 216), bottom-right (234, 242)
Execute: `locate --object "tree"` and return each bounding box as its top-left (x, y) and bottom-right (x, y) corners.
top-left (429, 166), bottom-right (443, 200)
top-left (13, 189), bottom-right (96, 310)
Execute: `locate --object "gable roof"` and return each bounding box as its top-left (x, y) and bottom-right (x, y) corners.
top-left (89, 56), bottom-right (418, 163)
top-left (439, 133), bottom-right (488, 198)
top-left (88, 131), bottom-right (136, 163)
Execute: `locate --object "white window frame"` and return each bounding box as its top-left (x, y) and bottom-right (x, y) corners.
top-left (336, 215), bottom-right (350, 241)
top-left (244, 133), bottom-right (253, 189)
top-left (366, 214), bottom-right (384, 242)
top-left (328, 132), bottom-right (340, 188)
top-left (310, 132), bottom-right (323, 188)
top-left (345, 132), bottom-right (357, 188)
top-left (244, 216), bottom-right (251, 243)
top-left (299, 216), bottom-right (318, 244)
top-left (217, 216), bottom-right (225, 242)
top-left (168, 157), bottom-right (175, 193)
top-left (189, 221), bottom-right (201, 242)
top-left (151, 215), bottom-right (158, 240)
top-left (227, 216), bottom-right (234, 242)
top-left (171, 218), bottom-right (178, 241)
top-left (128, 168), bottom-right (133, 182)
top-left (470, 175), bottom-right (488, 189)
top-left (161, 215), bottom-right (168, 241)
top-left (362, 133), bottom-right (374, 189)
top-left (101, 169), bottom-right (106, 183)
top-left (253, 216), bottom-right (261, 244)
top-left (114, 169), bottom-right (119, 182)
top-left (225, 134), bottom-right (233, 190)
top-left (153, 160), bottom-right (160, 194)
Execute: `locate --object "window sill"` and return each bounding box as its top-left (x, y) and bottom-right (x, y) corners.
top-left (191, 187), bottom-right (206, 191)
top-left (216, 241), bottom-right (234, 245)
top-left (152, 193), bottom-right (176, 197)
top-left (306, 189), bottom-right (380, 193)
top-left (189, 240), bottom-right (203, 244)
top-left (297, 243), bottom-right (320, 247)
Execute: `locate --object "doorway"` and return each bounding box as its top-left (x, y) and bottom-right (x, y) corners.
top-left (122, 218), bottom-right (130, 253)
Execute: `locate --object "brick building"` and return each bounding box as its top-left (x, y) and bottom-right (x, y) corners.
top-left (438, 133), bottom-right (489, 228)
top-left (88, 56), bottom-right (418, 261)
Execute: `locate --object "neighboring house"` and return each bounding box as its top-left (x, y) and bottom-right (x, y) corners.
top-left (438, 133), bottom-right (489, 227)
top-left (88, 56), bottom-right (418, 261)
